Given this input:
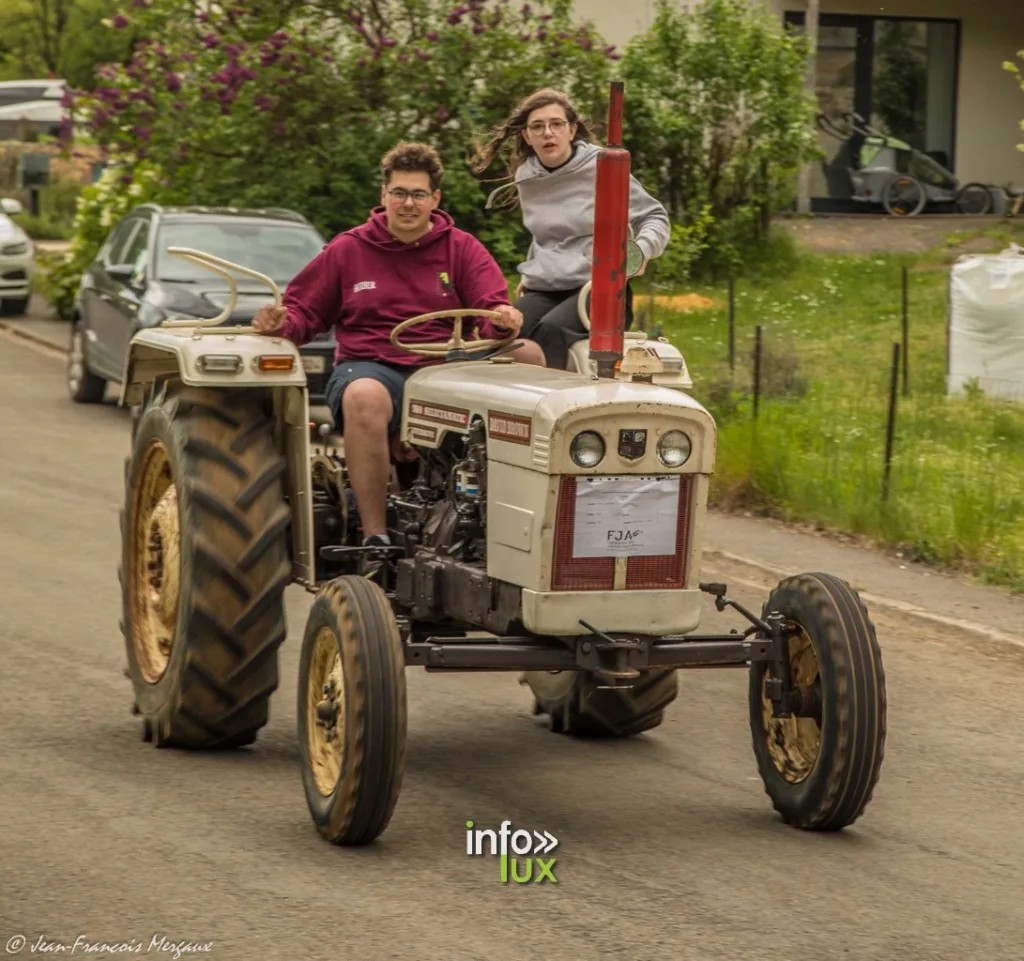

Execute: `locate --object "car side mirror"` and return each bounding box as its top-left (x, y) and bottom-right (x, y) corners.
top-left (107, 263), bottom-right (136, 283)
top-left (1, 198), bottom-right (23, 216)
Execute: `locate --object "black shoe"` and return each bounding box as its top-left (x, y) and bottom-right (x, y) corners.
top-left (359, 535), bottom-right (391, 580)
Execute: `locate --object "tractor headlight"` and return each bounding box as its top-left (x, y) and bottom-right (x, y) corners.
top-left (657, 429), bottom-right (692, 467)
top-left (570, 430), bottom-right (605, 468)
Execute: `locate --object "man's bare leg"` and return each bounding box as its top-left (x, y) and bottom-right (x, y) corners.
top-left (340, 379), bottom-right (393, 540)
top-left (506, 339), bottom-right (546, 366)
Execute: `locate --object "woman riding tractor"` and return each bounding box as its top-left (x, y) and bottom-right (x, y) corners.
top-left (471, 87), bottom-right (670, 370)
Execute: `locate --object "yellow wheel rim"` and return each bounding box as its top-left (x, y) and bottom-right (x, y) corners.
top-left (129, 439), bottom-right (180, 685)
top-left (761, 626), bottom-right (821, 784)
top-left (307, 626), bottom-right (346, 796)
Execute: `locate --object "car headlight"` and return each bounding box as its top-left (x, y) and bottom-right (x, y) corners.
top-left (657, 429), bottom-right (692, 467)
top-left (570, 430), bottom-right (605, 468)
top-left (1, 242), bottom-right (28, 256)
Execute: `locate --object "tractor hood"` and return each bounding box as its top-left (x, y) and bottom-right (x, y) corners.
top-left (402, 358), bottom-right (716, 476)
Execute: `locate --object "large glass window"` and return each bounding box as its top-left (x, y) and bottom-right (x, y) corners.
top-left (785, 12), bottom-right (960, 208)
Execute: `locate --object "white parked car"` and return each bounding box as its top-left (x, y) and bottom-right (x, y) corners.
top-left (0, 198), bottom-right (33, 316)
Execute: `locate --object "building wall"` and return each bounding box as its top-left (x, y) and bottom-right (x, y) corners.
top-left (575, 0), bottom-right (1024, 188)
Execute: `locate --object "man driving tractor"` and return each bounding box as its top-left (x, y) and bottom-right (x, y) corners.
top-left (252, 141), bottom-right (546, 554)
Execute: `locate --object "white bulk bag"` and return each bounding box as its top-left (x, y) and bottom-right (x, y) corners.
top-left (947, 245), bottom-right (1024, 403)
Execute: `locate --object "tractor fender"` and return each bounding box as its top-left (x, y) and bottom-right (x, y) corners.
top-left (119, 326), bottom-right (307, 407)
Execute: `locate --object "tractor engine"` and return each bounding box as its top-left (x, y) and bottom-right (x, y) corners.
top-left (391, 419), bottom-right (522, 636)
top-left (395, 418), bottom-right (488, 563)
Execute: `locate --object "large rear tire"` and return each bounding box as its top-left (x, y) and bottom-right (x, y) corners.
top-left (523, 668), bottom-right (679, 737)
top-left (298, 576), bottom-right (408, 846)
top-left (120, 383), bottom-right (291, 748)
top-left (749, 572), bottom-right (887, 831)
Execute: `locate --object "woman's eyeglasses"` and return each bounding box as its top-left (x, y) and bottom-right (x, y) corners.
top-left (526, 119), bottom-right (569, 136)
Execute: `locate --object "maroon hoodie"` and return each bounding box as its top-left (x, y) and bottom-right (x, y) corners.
top-left (280, 208), bottom-right (511, 367)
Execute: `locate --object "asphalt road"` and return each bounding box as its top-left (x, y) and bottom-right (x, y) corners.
top-left (3, 329), bottom-right (1024, 961)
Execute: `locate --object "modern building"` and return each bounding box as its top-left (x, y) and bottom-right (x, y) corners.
top-left (575, 0), bottom-right (1024, 210)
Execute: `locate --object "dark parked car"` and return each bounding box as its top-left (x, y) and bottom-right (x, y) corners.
top-left (66, 203), bottom-right (337, 406)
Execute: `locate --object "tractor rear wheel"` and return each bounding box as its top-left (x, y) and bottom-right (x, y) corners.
top-left (523, 668), bottom-right (679, 737)
top-left (121, 383), bottom-right (291, 748)
top-left (749, 572), bottom-right (887, 831)
top-left (298, 576), bottom-right (408, 845)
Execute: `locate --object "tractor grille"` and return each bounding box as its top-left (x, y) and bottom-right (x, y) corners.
top-left (550, 474), bottom-right (694, 591)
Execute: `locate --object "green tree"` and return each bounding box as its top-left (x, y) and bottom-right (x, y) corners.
top-left (0, 0), bottom-right (137, 89)
top-left (1003, 50), bottom-right (1024, 154)
top-left (47, 0), bottom-right (615, 315)
top-left (619, 0), bottom-right (818, 278)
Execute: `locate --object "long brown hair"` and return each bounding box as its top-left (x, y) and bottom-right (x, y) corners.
top-left (469, 88), bottom-right (594, 208)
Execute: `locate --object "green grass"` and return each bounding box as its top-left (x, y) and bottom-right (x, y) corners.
top-left (641, 233), bottom-right (1024, 594)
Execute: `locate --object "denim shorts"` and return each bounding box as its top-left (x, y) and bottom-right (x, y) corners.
top-left (323, 360), bottom-right (412, 435)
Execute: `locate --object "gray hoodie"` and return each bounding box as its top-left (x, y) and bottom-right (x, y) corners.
top-left (513, 140), bottom-right (670, 292)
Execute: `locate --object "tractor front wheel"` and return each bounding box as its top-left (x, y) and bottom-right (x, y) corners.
top-left (121, 383), bottom-right (291, 748)
top-left (749, 572), bottom-right (887, 831)
top-left (523, 667), bottom-right (679, 737)
top-left (297, 576), bottom-right (408, 846)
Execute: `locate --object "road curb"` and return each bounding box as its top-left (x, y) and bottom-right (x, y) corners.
top-left (0, 320), bottom-right (66, 354)
top-left (703, 547), bottom-right (1024, 653)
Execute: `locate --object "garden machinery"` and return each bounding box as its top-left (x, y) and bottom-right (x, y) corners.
top-left (817, 112), bottom-right (992, 217)
top-left (117, 82), bottom-right (888, 847)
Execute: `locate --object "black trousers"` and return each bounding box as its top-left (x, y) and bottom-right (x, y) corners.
top-left (515, 283), bottom-right (634, 369)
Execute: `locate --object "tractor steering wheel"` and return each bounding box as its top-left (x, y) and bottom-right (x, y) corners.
top-left (389, 308), bottom-right (518, 358)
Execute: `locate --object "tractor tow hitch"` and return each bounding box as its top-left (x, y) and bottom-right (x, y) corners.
top-left (577, 619), bottom-right (645, 687)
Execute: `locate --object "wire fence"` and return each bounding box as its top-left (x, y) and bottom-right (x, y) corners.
top-left (640, 261), bottom-right (1024, 588)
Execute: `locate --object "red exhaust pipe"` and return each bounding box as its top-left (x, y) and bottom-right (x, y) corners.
top-left (588, 81), bottom-right (631, 379)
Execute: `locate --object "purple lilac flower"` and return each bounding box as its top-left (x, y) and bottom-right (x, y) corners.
top-left (425, 30), bottom-right (438, 40)
top-left (381, 36), bottom-right (396, 46)
top-left (255, 96), bottom-right (274, 111)
top-left (113, 14), bottom-right (129, 28)
top-left (437, 106), bottom-right (449, 120)
top-left (166, 72), bottom-right (181, 93)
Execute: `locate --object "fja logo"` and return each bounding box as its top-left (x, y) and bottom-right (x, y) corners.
top-left (465, 819), bottom-right (559, 884)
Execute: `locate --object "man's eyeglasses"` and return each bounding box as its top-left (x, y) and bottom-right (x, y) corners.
top-left (386, 187), bottom-right (433, 204)
top-left (526, 119), bottom-right (569, 136)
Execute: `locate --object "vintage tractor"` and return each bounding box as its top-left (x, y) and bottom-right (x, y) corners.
top-left (118, 83), bottom-right (886, 847)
